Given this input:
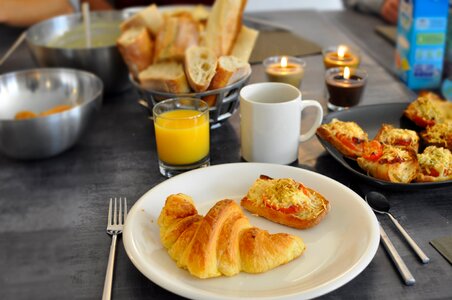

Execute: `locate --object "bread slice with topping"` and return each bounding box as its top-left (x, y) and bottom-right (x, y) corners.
top-left (240, 175), bottom-right (330, 229)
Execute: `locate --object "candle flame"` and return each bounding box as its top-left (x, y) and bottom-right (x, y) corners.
top-left (337, 45), bottom-right (347, 59)
top-left (280, 56), bottom-right (288, 68)
top-left (344, 67), bottom-right (351, 79)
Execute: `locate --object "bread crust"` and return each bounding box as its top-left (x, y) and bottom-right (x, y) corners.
top-left (184, 46), bottom-right (217, 92)
top-left (138, 62), bottom-right (190, 93)
top-left (116, 27), bottom-right (154, 78)
top-left (240, 175), bottom-right (330, 229)
top-left (357, 145), bottom-right (419, 183)
top-left (120, 4), bottom-right (163, 37)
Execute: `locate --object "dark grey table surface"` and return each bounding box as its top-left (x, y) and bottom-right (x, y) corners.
top-left (1, 9), bottom-right (451, 300)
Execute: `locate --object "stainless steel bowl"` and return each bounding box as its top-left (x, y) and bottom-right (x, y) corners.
top-left (0, 68), bottom-right (103, 159)
top-left (25, 11), bottom-right (128, 93)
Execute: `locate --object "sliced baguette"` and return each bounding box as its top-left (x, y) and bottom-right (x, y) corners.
top-left (154, 15), bottom-right (200, 63)
top-left (184, 46), bottom-right (217, 92)
top-left (240, 175), bottom-right (330, 229)
top-left (138, 62), bottom-right (190, 93)
top-left (203, 55), bottom-right (250, 106)
top-left (204, 0), bottom-right (247, 57)
top-left (116, 27), bottom-right (154, 78)
top-left (231, 25), bottom-right (259, 62)
top-left (120, 4), bottom-right (163, 37)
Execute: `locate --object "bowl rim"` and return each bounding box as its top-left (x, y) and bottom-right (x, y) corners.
top-left (129, 70), bottom-right (252, 97)
top-left (0, 68), bottom-right (103, 122)
top-left (25, 10), bottom-right (128, 50)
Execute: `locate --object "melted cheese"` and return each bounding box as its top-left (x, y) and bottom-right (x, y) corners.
top-left (411, 97), bottom-right (445, 122)
top-left (418, 146), bottom-right (451, 177)
top-left (422, 122), bottom-right (452, 146)
top-left (327, 118), bottom-right (367, 140)
top-left (246, 178), bottom-right (323, 217)
top-left (379, 145), bottom-right (413, 163)
top-left (379, 126), bottom-right (419, 146)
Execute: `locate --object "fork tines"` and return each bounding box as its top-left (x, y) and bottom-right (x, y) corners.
top-left (107, 197), bottom-right (127, 231)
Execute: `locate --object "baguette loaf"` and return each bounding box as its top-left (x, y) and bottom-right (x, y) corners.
top-left (204, 55), bottom-right (250, 106)
top-left (240, 175), bottom-right (330, 229)
top-left (184, 46), bottom-right (217, 92)
top-left (116, 27), bottom-right (154, 78)
top-left (154, 15), bottom-right (200, 63)
top-left (138, 62), bottom-right (190, 93)
top-left (120, 4), bottom-right (163, 37)
top-left (231, 25), bottom-right (259, 62)
top-left (158, 193), bottom-right (305, 278)
top-left (204, 0), bottom-right (247, 56)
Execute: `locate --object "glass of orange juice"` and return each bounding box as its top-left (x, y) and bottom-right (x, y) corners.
top-left (153, 98), bottom-right (210, 177)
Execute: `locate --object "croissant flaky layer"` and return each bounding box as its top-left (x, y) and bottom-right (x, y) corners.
top-left (157, 193), bottom-right (306, 278)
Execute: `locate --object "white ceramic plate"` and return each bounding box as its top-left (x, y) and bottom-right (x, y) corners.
top-left (123, 163), bottom-right (379, 300)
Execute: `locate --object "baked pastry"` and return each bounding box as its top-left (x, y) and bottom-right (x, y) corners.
top-left (420, 121), bottom-right (452, 150)
top-left (120, 4), bottom-right (163, 37)
top-left (203, 55), bottom-right (251, 106)
top-left (116, 27), bottom-right (154, 78)
top-left (374, 123), bottom-right (420, 152)
top-left (416, 146), bottom-right (452, 182)
top-left (204, 0), bottom-right (247, 56)
top-left (316, 118), bottom-right (368, 158)
top-left (154, 15), bottom-right (200, 63)
top-left (158, 193), bottom-right (306, 278)
top-left (184, 46), bottom-right (217, 92)
top-left (404, 95), bottom-right (447, 127)
top-left (138, 62), bottom-right (190, 93)
top-left (357, 142), bottom-right (419, 183)
top-left (240, 175), bottom-right (330, 229)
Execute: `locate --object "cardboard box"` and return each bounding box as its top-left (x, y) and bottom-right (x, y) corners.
top-left (395, 0), bottom-right (449, 90)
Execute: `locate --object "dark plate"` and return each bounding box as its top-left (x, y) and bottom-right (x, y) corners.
top-left (316, 102), bottom-right (452, 190)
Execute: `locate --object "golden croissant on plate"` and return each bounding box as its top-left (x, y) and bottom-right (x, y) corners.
top-left (157, 193), bottom-right (306, 279)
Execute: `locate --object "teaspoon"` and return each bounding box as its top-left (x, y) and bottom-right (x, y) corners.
top-left (366, 191), bottom-right (430, 264)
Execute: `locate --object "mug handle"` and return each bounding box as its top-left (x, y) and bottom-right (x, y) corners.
top-left (299, 100), bottom-right (323, 142)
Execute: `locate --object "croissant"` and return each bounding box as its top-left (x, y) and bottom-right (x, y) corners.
top-left (157, 193), bottom-right (306, 278)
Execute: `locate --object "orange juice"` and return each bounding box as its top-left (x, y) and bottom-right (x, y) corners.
top-left (154, 109), bottom-right (209, 165)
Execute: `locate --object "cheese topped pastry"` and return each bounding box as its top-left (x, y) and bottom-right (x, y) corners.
top-left (417, 146), bottom-right (452, 182)
top-left (420, 121), bottom-right (452, 151)
top-left (241, 175), bottom-right (330, 229)
top-left (374, 123), bottom-right (420, 152)
top-left (404, 96), bottom-right (447, 127)
top-left (316, 118), bottom-right (368, 158)
top-left (357, 143), bottom-right (419, 183)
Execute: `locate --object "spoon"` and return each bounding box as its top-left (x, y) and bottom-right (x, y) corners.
top-left (366, 191), bottom-right (430, 264)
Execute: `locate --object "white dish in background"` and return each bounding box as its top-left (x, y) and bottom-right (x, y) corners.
top-left (123, 163), bottom-right (379, 300)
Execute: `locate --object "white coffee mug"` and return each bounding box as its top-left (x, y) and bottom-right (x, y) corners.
top-left (240, 82), bottom-right (323, 164)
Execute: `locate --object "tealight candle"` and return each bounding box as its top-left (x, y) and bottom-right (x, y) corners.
top-left (325, 67), bottom-right (367, 111)
top-left (263, 56), bottom-right (306, 88)
top-left (322, 45), bottom-right (360, 69)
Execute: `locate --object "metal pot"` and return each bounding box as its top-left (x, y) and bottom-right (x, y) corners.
top-left (25, 11), bottom-right (129, 94)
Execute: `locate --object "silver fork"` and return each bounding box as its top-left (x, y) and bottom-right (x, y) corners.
top-left (102, 197), bottom-right (127, 300)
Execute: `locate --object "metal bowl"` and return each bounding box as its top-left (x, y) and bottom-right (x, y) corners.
top-left (0, 68), bottom-right (103, 159)
top-left (25, 11), bottom-right (128, 93)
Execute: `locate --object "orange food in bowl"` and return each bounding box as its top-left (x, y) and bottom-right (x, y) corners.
top-left (39, 105), bottom-right (72, 116)
top-left (15, 111), bottom-right (38, 120)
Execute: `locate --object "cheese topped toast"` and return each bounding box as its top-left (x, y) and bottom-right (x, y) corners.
top-left (316, 118), bottom-right (368, 158)
top-left (420, 121), bottom-right (452, 151)
top-left (374, 123), bottom-right (420, 152)
top-left (240, 175), bottom-right (330, 229)
top-left (357, 143), bottom-right (419, 183)
top-left (417, 146), bottom-right (452, 182)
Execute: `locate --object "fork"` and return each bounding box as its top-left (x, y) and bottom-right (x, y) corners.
top-left (102, 197), bottom-right (127, 300)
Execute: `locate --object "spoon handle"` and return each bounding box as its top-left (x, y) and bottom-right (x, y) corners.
top-left (0, 32), bottom-right (26, 66)
top-left (379, 224), bottom-right (415, 286)
top-left (387, 213), bottom-right (430, 264)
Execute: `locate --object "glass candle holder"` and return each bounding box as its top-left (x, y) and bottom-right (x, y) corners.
top-left (325, 67), bottom-right (367, 111)
top-left (263, 56), bottom-right (306, 88)
top-left (322, 45), bottom-right (360, 69)
top-left (153, 98), bottom-right (210, 177)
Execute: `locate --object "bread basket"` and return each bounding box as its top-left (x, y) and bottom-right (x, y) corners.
top-left (130, 71), bottom-right (251, 129)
